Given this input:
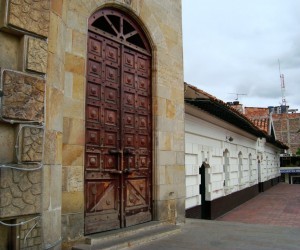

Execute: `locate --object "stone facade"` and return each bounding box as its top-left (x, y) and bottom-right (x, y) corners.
top-left (0, 69), bottom-right (45, 122)
top-left (23, 36), bottom-right (48, 74)
top-left (0, 0), bottom-right (48, 249)
top-left (0, 0), bottom-right (185, 249)
top-left (18, 216), bottom-right (42, 250)
top-left (17, 125), bottom-right (44, 163)
top-left (60, 1), bottom-right (184, 247)
top-left (1, 0), bottom-right (50, 37)
top-left (0, 167), bottom-right (42, 218)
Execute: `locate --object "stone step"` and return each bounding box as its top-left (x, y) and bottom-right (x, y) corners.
top-left (72, 221), bottom-right (180, 250)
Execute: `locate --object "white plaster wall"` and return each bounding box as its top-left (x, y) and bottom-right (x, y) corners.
top-left (258, 140), bottom-right (281, 182)
top-left (185, 113), bottom-right (258, 208)
top-left (185, 109), bottom-right (281, 210)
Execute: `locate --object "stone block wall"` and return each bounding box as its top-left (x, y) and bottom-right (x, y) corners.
top-left (0, 167), bottom-right (42, 218)
top-left (0, 0), bottom-right (50, 37)
top-left (17, 216), bottom-right (42, 250)
top-left (17, 125), bottom-right (44, 163)
top-left (21, 36), bottom-right (48, 74)
top-left (0, 0), bottom-right (50, 249)
top-left (60, 1), bottom-right (185, 247)
top-left (2, 0), bottom-right (185, 248)
top-left (0, 69), bottom-right (45, 122)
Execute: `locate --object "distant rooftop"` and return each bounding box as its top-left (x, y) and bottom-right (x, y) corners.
top-left (244, 107), bottom-right (269, 133)
top-left (184, 83), bottom-right (288, 150)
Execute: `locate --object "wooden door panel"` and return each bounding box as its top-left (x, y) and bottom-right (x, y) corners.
top-left (104, 86), bottom-right (118, 104)
top-left (105, 65), bottom-right (118, 84)
top-left (124, 133), bottom-right (136, 148)
top-left (138, 115), bottom-right (148, 129)
top-left (88, 36), bottom-right (102, 57)
top-left (124, 52), bottom-right (135, 69)
top-left (122, 47), bottom-right (152, 226)
top-left (137, 56), bottom-right (149, 73)
top-left (85, 153), bottom-right (101, 170)
top-left (103, 154), bottom-right (118, 169)
top-left (85, 24), bottom-right (151, 234)
top-left (86, 105), bottom-right (101, 123)
top-left (125, 179), bottom-right (148, 207)
top-left (138, 155), bottom-right (148, 168)
top-left (85, 180), bottom-right (120, 232)
top-left (86, 129), bottom-right (100, 145)
top-left (124, 178), bottom-right (151, 227)
top-left (88, 60), bottom-right (102, 78)
top-left (105, 43), bottom-right (119, 63)
top-left (123, 112), bottom-right (135, 128)
top-left (85, 35), bottom-right (122, 234)
top-left (104, 109), bottom-right (118, 126)
top-left (123, 91), bottom-right (135, 108)
top-left (86, 180), bottom-right (119, 212)
top-left (137, 76), bottom-right (149, 92)
top-left (87, 83), bottom-right (101, 100)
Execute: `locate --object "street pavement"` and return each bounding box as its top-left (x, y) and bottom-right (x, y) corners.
top-left (132, 183), bottom-right (300, 250)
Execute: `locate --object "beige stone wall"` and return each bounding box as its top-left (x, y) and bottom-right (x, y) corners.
top-left (63, 0), bottom-right (184, 233)
top-left (60, 0), bottom-right (185, 245)
top-left (0, 0), bottom-right (50, 249)
top-left (1, 0), bottom-right (185, 248)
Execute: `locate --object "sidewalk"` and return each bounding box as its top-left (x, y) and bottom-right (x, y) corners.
top-left (217, 183), bottom-right (300, 227)
top-left (132, 183), bottom-right (300, 250)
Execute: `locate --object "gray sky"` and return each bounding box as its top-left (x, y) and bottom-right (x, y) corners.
top-left (182, 0), bottom-right (300, 111)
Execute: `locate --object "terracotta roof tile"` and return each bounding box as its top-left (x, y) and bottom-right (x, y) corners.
top-left (184, 82), bottom-right (288, 149)
top-left (244, 107), bottom-right (270, 133)
top-left (250, 118), bottom-right (269, 133)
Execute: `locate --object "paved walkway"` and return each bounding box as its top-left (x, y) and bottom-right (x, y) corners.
top-left (217, 183), bottom-right (300, 227)
top-left (133, 183), bottom-right (300, 250)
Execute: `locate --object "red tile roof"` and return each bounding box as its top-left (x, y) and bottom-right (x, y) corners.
top-left (184, 82), bottom-right (288, 149)
top-left (244, 107), bottom-right (270, 133)
top-left (250, 118), bottom-right (269, 133)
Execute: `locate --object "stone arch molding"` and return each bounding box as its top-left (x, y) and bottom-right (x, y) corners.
top-left (88, 7), bottom-right (151, 54)
top-left (84, 1), bottom-right (156, 51)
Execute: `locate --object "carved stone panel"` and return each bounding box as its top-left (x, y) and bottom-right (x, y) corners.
top-left (25, 36), bottom-right (48, 74)
top-left (0, 167), bottom-right (42, 218)
top-left (17, 216), bottom-right (42, 249)
top-left (5, 0), bottom-right (50, 37)
top-left (0, 69), bottom-right (45, 122)
top-left (17, 125), bottom-right (44, 163)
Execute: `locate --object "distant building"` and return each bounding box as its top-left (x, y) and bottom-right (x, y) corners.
top-left (184, 83), bottom-right (287, 219)
top-left (228, 102), bottom-right (300, 185)
top-left (242, 106), bottom-right (300, 155)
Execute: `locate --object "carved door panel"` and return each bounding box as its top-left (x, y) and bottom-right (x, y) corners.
top-left (85, 32), bottom-right (152, 234)
top-left (122, 48), bottom-right (152, 227)
top-left (85, 33), bottom-right (122, 234)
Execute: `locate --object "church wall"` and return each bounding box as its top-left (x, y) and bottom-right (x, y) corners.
top-left (0, 0), bottom-right (185, 248)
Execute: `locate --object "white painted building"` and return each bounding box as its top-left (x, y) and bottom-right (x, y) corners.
top-left (184, 83), bottom-right (286, 219)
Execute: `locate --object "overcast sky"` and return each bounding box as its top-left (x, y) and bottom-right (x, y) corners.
top-left (182, 0), bottom-right (300, 111)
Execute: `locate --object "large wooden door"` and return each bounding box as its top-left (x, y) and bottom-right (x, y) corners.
top-left (85, 8), bottom-right (152, 235)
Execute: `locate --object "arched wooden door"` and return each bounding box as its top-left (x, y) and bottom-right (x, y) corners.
top-left (84, 8), bottom-right (152, 234)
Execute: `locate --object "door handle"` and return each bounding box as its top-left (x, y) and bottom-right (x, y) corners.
top-left (102, 169), bottom-right (123, 174)
top-left (109, 149), bottom-right (122, 154)
top-left (123, 168), bottom-right (138, 174)
top-left (123, 168), bottom-right (132, 174)
top-left (123, 149), bottom-right (135, 155)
